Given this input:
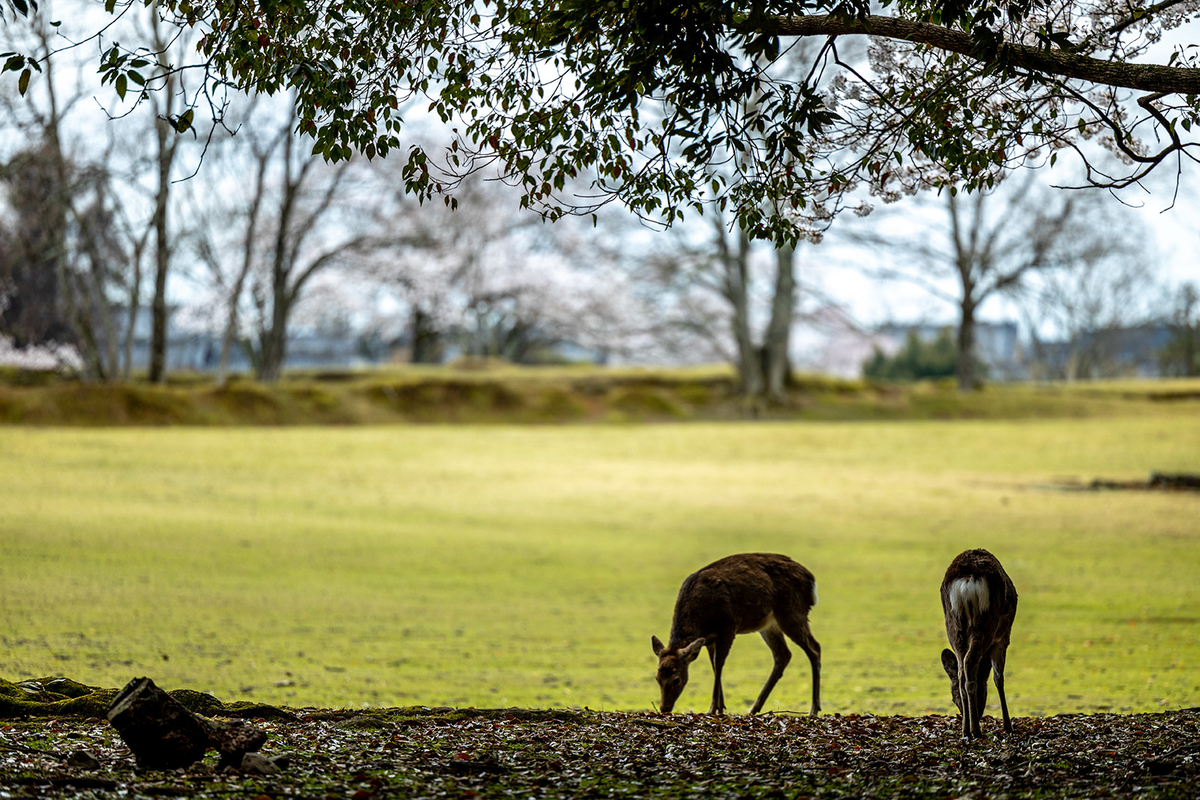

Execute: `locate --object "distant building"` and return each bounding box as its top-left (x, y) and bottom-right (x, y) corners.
top-left (876, 321), bottom-right (1026, 381)
top-left (794, 317), bottom-right (1026, 381)
top-left (1028, 323), bottom-right (1174, 379)
top-left (112, 306), bottom-right (387, 375)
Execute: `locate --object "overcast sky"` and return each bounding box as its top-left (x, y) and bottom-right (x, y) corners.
top-left (809, 168), bottom-right (1199, 330)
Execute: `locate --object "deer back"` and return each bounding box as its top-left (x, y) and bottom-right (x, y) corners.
top-left (668, 553), bottom-right (817, 647)
top-left (940, 549), bottom-right (1017, 652)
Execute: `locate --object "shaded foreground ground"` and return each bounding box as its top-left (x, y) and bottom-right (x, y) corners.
top-left (3, 705), bottom-right (1198, 799)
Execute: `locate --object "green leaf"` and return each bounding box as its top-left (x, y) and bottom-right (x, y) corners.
top-left (171, 108), bottom-right (195, 133)
top-left (18, 68), bottom-right (31, 95)
top-left (115, 73), bottom-right (127, 100)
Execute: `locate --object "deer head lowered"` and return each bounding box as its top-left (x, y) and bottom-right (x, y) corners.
top-left (651, 552), bottom-right (821, 716)
top-left (940, 548), bottom-right (1018, 739)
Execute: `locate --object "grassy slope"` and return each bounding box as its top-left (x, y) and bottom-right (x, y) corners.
top-left (2, 364), bottom-right (1200, 424)
top-left (1, 411), bottom-right (1197, 715)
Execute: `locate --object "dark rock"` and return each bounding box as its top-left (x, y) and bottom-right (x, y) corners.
top-left (107, 677), bottom-right (212, 769)
top-left (1145, 758), bottom-right (1177, 775)
top-left (66, 750), bottom-right (101, 770)
top-left (107, 677), bottom-right (268, 771)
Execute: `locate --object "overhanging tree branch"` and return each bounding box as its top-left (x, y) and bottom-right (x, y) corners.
top-left (755, 14), bottom-right (1200, 95)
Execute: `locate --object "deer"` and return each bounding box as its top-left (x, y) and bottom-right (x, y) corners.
top-left (651, 553), bottom-right (821, 716)
top-left (940, 548), bottom-right (1018, 740)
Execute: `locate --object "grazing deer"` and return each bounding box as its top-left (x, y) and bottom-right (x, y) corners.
top-left (651, 553), bottom-right (821, 716)
top-left (940, 548), bottom-right (1018, 739)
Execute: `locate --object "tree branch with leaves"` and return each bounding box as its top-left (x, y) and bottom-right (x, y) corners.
top-left (6, 0), bottom-right (1200, 244)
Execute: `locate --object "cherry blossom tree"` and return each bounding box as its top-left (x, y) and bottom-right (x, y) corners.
top-left (362, 172), bottom-right (659, 364)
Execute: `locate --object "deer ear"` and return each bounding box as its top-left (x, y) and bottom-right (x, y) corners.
top-left (681, 638), bottom-right (706, 662)
top-left (941, 649), bottom-right (959, 679)
top-left (652, 636), bottom-right (665, 657)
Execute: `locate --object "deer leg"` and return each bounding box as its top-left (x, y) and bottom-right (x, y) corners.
top-left (749, 627), bottom-right (791, 715)
top-left (962, 642), bottom-right (985, 739)
top-left (991, 644), bottom-right (1012, 734)
top-left (708, 636), bottom-right (733, 715)
top-left (778, 612), bottom-right (822, 718)
top-left (974, 657), bottom-right (990, 727)
top-left (957, 658), bottom-right (973, 739)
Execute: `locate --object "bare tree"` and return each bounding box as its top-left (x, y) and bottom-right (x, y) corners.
top-left (0, 1), bottom-right (201, 382)
top-left (0, 12), bottom-right (147, 381)
top-left (187, 121), bottom-right (268, 385)
top-left (143, 8), bottom-right (187, 383)
top-left (639, 212), bottom-right (803, 403)
top-left (1020, 209), bottom-right (1155, 380)
top-left (189, 97), bottom-right (398, 382)
top-left (844, 173), bottom-right (1139, 389)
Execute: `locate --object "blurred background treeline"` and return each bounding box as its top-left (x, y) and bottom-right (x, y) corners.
top-left (2, 1), bottom-right (1199, 414)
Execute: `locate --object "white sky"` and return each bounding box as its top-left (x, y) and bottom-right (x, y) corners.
top-left (808, 169), bottom-right (1200, 330)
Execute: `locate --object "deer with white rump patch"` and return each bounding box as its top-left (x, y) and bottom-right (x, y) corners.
top-left (651, 553), bottom-right (821, 716)
top-left (940, 548), bottom-right (1018, 739)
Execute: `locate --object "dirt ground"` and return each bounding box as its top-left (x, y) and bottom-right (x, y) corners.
top-left (2, 705), bottom-right (1198, 799)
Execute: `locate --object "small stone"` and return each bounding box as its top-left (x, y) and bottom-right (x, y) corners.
top-left (66, 750), bottom-right (102, 770)
top-left (241, 752), bottom-right (281, 775)
top-left (1144, 758), bottom-right (1176, 776)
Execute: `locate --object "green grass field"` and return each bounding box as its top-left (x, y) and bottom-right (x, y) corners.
top-left (1, 416), bottom-right (1198, 717)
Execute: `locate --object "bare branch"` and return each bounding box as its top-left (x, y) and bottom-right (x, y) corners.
top-left (758, 14), bottom-right (1200, 95)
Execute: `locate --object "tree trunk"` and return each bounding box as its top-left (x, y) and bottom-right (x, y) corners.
top-left (148, 117), bottom-right (172, 384)
top-left (257, 283), bottom-right (289, 382)
top-left (763, 243), bottom-right (796, 403)
top-left (217, 260), bottom-right (252, 386)
top-left (957, 296), bottom-right (978, 390)
top-left (722, 227), bottom-right (762, 397)
top-left (410, 306), bottom-right (443, 363)
top-left (121, 244), bottom-right (143, 382)
top-left (147, 30), bottom-right (181, 384)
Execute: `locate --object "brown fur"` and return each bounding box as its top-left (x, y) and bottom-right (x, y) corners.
top-left (652, 553), bottom-right (821, 716)
top-left (940, 548), bottom-right (1018, 739)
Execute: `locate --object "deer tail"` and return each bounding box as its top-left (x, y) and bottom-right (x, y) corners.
top-left (947, 575), bottom-right (990, 624)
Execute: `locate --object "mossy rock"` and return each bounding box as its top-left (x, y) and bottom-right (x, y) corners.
top-left (332, 712), bottom-right (397, 730)
top-left (29, 677), bottom-right (98, 699)
top-left (0, 676), bottom-right (104, 704)
top-left (0, 677), bottom-right (292, 721)
top-left (167, 688), bottom-right (228, 716)
top-left (220, 701), bottom-right (298, 721)
top-left (0, 675), bottom-right (118, 719)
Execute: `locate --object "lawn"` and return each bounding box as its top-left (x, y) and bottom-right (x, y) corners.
top-left (1, 417), bottom-right (1197, 716)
